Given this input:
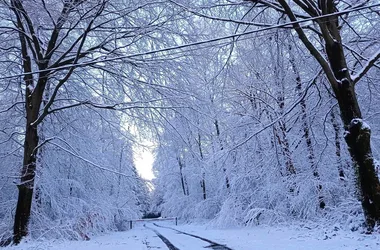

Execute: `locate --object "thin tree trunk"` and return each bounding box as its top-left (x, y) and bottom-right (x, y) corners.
top-left (184, 177), bottom-right (189, 196)
top-left (272, 31), bottom-right (296, 177)
top-left (288, 44), bottom-right (325, 209)
top-left (178, 157), bottom-right (188, 196)
top-left (214, 120), bottom-right (230, 189)
top-left (330, 106), bottom-right (346, 179)
top-left (197, 134), bottom-right (207, 200)
top-left (274, 125), bottom-right (296, 176)
top-left (201, 173), bottom-right (206, 200)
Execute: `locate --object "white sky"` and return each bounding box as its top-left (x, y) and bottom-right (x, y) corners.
top-left (133, 142), bottom-right (155, 181)
top-left (126, 121), bottom-right (156, 181)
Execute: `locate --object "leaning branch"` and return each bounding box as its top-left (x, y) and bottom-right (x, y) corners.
top-left (352, 49), bottom-right (380, 85)
top-left (277, 0), bottom-right (338, 87)
top-left (49, 142), bottom-right (135, 178)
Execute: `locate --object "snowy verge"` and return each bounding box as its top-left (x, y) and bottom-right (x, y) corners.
top-left (173, 223), bottom-right (380, 250)
top-left (5, 222), bottom-right (380, 250)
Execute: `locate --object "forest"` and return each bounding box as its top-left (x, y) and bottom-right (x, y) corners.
top-left (0, 0), bottom-right (380, 248)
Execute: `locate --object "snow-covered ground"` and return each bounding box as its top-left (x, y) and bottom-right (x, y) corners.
top-left (5, 221), bottom-right (380, 250)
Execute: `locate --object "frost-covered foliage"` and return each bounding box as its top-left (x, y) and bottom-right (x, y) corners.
top-left (0, 105), bottom-right (150, 240)
top-left (0, 0), bottom-right (379, 243)
top-left (152, 58), bottom-right (366, 227)
top-left (32, 113), bottom-right (149, 239)
top-left (152, 1), bottom-right (380, 229)
top-left (0, 0), bottom-right (165, 242)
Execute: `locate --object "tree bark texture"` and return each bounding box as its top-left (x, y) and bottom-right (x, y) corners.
top-left (14, 88), bottom-right (41, 244)
top-left (330, 106), bottom-right (346, 179)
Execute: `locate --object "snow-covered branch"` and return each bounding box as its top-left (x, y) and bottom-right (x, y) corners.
top-left (352, 49), bottom-right (380, 84)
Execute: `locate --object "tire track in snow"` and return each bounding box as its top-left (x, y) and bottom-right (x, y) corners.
top-left (144, 224), bottom-right (180, 250)
top-left (152, 223), bottom-right (233, 250)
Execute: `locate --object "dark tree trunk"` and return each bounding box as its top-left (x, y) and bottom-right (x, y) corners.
top-left (274, 124), bottom-right (296, 176)
top-left (178, 157), bottom-right (187, 196)
top-left (13, 129), bottom-right (38, 244)
top-left (271, 32), bottom-right (296, 177)
top-left (10, 0), bottom-right (46, 242)
top-left (334, 84), bottom-right (380, 228)
top-left (214, 120), bottom-right (230, 190)
top-left (326, 41), bottom-right (380, 229)
top-left (316, 0), bottom-right (380, 228)
top-left (197, 134), bottom-right (207, 199)
top-left (9, 0), bottom-right (105, 243)
top-left (201, 173), bottom-right (207, 200)
top-left (330, 106), bottom-right (346, 179)
top-left (263, 0), bottom-right (380, 229)
top-left (14, 96), bottom-right (40, 244)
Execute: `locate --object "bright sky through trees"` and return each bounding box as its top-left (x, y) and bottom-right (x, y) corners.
top-left (134, 143), bottom-right (155, 181)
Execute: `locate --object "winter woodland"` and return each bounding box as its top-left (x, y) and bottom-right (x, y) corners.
top-left (0, 0), bottom-right (380, 246)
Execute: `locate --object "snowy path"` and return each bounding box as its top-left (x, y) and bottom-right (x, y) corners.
top-left (145, 223), bottom-right (232, 250)
top-left (7, 222), bottom-right (380, 250)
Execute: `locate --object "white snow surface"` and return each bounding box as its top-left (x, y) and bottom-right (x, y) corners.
top-left (6, 221), bottom-right (380, 250)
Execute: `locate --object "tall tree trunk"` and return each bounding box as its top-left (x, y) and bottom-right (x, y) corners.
top-left (274, 124), bottom-right (296, 176)
top-left (214, 120), bottom-right (230, 190)
top-left (272, 31), bottom-right (296, 177)
top-left (197, 133), bottom-right (207, 199)
top-left (201, 172), bottom-right (207, 200)
top-left (14, 97), bottom-right (40, 244)
top-left (9, 0), bottom-right (107, 242)
top-left (271, 0), bottom-right (380, 229)
top-left (323, 17), bottom-right (380, 228)
top-left (178, 157), bottom-right (188, 196)
top-left (333, 80), bottom-right (380, 228)
top-left (11, 0), bottom-right (49, 242)
top-left (13, 72), bottom-right (47, 244)
top-left (12, 10), bottom-right (44, 240)
top-left (330, 106), bottom-right (346, 179)
top-left (288, 44), bottom-right (325, 209)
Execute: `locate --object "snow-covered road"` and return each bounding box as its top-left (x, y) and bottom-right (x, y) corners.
top-left (144, 223), bottom-right (232, 249)
top-left (7, 221), bottom-right (380, 250)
